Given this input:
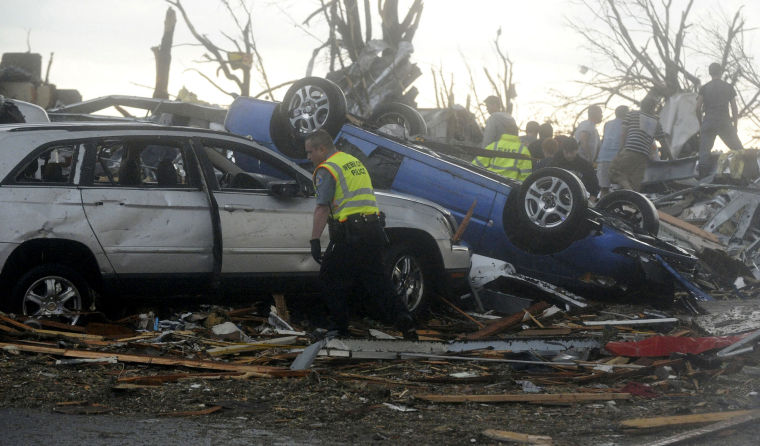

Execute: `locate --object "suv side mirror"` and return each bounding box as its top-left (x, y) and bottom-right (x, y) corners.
top-left (268, 180), bottom-right (300, 198)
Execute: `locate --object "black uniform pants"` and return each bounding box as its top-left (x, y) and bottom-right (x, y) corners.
top-left (319, 220), bottom-right (412, 332)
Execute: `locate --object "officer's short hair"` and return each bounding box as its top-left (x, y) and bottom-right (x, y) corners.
top-left (305, 129), bottom-right (335, 150)
top-left (614, 105), bottom-right (629, 120)
top-left (709, 62), bottom-right (723, 76)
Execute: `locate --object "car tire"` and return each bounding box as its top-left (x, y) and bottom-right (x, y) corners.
top-left (383, 243), bottom-right (430, 317)
top-left (269, 102), bottom-right (305, 158)
top-left (503, 167), bottom-right (589, 254)
top-left (281, 77), bottom-right (347, 142)
top-left (11, 263), bottom-right (92, 325)
top-left (369, 102), bottom-right (428, 137)
top-left (595, 190), bottom-right (659, 236)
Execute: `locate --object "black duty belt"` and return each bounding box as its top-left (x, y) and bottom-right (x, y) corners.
top-left (341, 213), bottom-right (380, 225)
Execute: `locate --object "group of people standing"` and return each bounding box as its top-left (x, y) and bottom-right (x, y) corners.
top-left (473, 62), bottom-right (745, 198)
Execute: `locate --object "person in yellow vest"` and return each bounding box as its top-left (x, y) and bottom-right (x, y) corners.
top-left (472, 118), bottom-right (533, 180)
top-left (305, 129), bottom-right (415, 338)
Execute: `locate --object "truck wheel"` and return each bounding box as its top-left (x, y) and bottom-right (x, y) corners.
top-left (369, 102), bottom-right (428, 137)
top-left (281, 77), bottom-right (347, 142)
top-left (11, 264), bottom-right (92, 325)
top-left (383, 243), bottom-right (430, 317)
top-left (503, 167), bottom-right (589, 254)
top-left (595, 190), bottom-right (659, 236)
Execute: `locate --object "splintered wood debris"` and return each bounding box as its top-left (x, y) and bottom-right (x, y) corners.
top-left (1, 293), bottom-right (760, 444)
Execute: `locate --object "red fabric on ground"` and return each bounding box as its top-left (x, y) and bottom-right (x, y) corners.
top-left (605, 334), bottom-right (746, 357)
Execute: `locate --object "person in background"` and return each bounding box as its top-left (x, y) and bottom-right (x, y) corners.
top-left (520, 121), bottom-right (540, 146)
top-left (544, 135), bottom-right (600, 200)
top-left (528, 122), bottom-right (554, 160)
top-left (305, 129), bottom-right (416, 338)
top-left (574, 105), bottom-right (603, 163)
top-left (696, 62), bottom-right (744, 178)
top-left (481, 95), bottom-right (513, 149)
top-left (609, 95), bottom-right (669, 192)
top-left (534, 138), bottom-right (559, 170)
top-left (596, 105), bottom-right (629, 197)
top-left (472, 118), bottom-right (533, 180)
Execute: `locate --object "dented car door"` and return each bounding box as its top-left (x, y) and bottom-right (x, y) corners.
top-left (79, 137), bottom-right (214, 276)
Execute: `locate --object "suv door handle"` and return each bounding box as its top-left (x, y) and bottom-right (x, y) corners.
top-left (223, 204), bottom-right (254, 212)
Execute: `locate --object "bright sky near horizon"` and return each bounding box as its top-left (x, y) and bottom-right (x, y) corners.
top-left (1, 0), bottom-right (758, 138)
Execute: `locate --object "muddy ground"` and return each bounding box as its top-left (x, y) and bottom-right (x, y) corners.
top-left (1, 298), bottom-right (760, 445)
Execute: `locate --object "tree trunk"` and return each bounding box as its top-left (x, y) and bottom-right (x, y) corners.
top-left (152, 7), bottom-right (177, 99)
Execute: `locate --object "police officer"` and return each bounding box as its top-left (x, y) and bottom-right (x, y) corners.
top-left (472, 117), bottom-right (533, 180)
top-left (305, 129), bottom-right (415, 338)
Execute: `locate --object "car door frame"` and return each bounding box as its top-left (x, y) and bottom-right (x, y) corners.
top-left (78, 133), bottom-right (218, 296)
top-left (190, 135), bottom-right (321, 294)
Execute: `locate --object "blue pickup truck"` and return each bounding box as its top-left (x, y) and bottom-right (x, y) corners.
top-left (225, 77), bottom-right (705, 305)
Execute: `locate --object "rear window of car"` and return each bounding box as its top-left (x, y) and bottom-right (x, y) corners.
top-left (15, 144), bottom-right (78, 184)
top-left (93, 141), bottom-right (190, 187)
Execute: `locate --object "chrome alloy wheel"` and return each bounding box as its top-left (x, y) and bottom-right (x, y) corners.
top-left (390, 254), bottom-right (425, 312)
top-left (524, 175), bottom-right (575, 228)
top-left (22, 275), bottom-right (82, 325)
top-left (287, 84), bottom-right (331, 135)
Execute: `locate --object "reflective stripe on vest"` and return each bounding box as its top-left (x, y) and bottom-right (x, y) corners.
top-left (313, 151), bottom-right (379, 221)
top-left (471, 134), bottom-right (533, 180)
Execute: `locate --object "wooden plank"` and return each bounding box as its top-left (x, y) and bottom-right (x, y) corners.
top-left (482, 429), bottom-right (553, 445)
top-left (159, 405), bottom-right (223, 417)
top-left (0, 324), bottom-right (20, 334)
top-left (32, 319), bottom-right (87, 333)
top-left (518, 328), bottom-right (572, 336)
top-left (465, 302), bottom-right (551, 340)
top-left (117, 371), bottom-right (245, 385)
top-left (582, 318), bottom-right (678, 327)
top-left (632, 410), bottom-right (760, 446)
top-left (206, 341), bottom-right (301, 357)
top-left (620, 409), bottom-right (760, 429)
top-left (272, 294), bottom-right (290, 323)
top-left (0, 314), bottom-right (33, 331)
top-left (0, 342), bottom-right (307, 378)
top-left (658, 211), bottom-right (721, 244)
top-left (415, 392), bottom-right (631, 404)
top-left (437, 295), bottom-right (485, 328)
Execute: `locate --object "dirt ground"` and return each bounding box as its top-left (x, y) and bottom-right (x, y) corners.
top-left (2, 296), bottom-right (760, 446)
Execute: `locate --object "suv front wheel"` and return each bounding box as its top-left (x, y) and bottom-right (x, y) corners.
top-left (11, 264), bottom-right (91, 325)
top-left (383, 243), bottom-right (430, 317)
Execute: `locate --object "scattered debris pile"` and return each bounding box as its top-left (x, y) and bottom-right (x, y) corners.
top-left (652, 150), bottom-right (760, 290)
top-left (2, 284), bottom-right (759, 444)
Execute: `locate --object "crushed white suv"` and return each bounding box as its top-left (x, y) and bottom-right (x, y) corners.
top-left (0, 123), bottom-right (470, 324)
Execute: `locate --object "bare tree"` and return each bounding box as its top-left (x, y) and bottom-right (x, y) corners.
top-left (167, 0), bottom-right (274, 99)
top-left (303, 0), bottom-right (424, 116)
top-left (568, 0), bottom-right (760, 129)
top-left (152, 7), bottom-right (176, 99)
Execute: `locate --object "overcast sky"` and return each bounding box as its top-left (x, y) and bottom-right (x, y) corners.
top-left (1, 0), bottom-right (758, 133)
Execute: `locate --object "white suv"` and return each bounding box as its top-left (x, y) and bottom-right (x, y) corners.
top-left (0, 123), bottom-right (470, 324)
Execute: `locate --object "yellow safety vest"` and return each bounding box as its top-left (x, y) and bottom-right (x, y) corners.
top-left (472, 133), bottom-right (533, 180)
top-left (313, 151), bottom-right (379, 222)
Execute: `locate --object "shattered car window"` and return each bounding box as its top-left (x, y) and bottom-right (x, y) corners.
top-left (202, 143), bottom-right (297, 191)
top-left (93, 141), bottom-right (188, 187)
top-left (15, 144), bottom-right (77, 184)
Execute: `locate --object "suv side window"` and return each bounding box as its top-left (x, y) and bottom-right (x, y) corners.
top-left (202, 142), bottom-right (301, 192)
top-left (93, 141), bottom-right (189, 187)
top-left (15, 144), bottom-right (78, 184)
